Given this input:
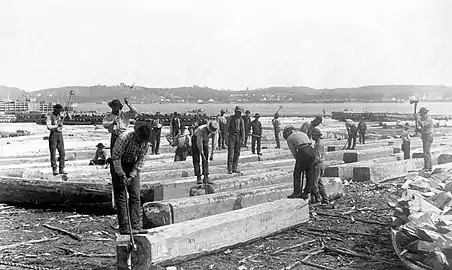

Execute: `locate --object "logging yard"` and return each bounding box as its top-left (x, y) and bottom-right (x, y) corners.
top-left (1, 116), bottom-right (452, 270)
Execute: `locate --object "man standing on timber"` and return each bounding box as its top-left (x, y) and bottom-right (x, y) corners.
top-left (242, 110), bottom-right (251, 147)
top-left (357, 118), bottom-right (367, 144)
top-left (46, 104), bottom-right (68, 176)
top-left (217, 109), bottom-right (228, 149)
top-left (300, 116), bottom-right (323, 139)
top-left (102, 98), bottom-right (139, 155)
top-left (225, 106), bottom-right (246, 174)
top-left (151, 112), bottom-right (162, 155)
top-left (414, 107), bottom-right (434, 171)
top-left (310, 128), bottom-right (329, 205)
top-left (192, 121), bottom-right (219, 184)
top-left (174, 125), bottom-right (191, 162)
top-left (171, 112), bottom-right (181, 137)
top-left (401, 123), bottom-right (411, 160)
top-left (272, 112), bottom-right (282, 148)
top-left (283, 126), bottom-right (315, 200)
top-left (345, 119), bottom-right (358, 150)
top-left (111, 123), bottom-right (151, 235)
top-left (250, 113), bottom-right (262, 155)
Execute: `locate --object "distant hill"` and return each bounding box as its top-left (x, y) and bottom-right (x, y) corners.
top-left (0, 84), bottom-right (451, 103)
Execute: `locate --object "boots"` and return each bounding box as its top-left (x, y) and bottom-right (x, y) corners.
top-left (59, 167), bottom-right (67, 175)
top-left (52, 167), bottom-right (58, 176)
top-left (196, 176), bottom-right (203, 184)
top-left (287, 176), bottom-right (302, 199)
top-left (203, 176), bottom-right (213, 185)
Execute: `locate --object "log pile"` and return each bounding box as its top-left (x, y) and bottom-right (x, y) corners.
top-left (391, 166), bottom-right (452, 269)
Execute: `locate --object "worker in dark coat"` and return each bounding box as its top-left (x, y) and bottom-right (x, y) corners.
top-left (414, 107), bottom-right (434, 171)
top-left (345, 119), bottom-right (358, 150)
top-left (357, 118), bottom-right (367, 144)
top-left (401, 123), bottom-right (411, 160)
top-left (242, 110), bottom-right (251, 147)
top-left (250, 113), bottom-right (262, 155)
top-left (283, 126), bottom-right (315, 200)
top-left (217, 109), bottom-right (228, 149)
top-left (171, 112), bottom-right (181, 137)
top-left (111, 123), bottom-right (151, 235)
top-left (151, 112), bottom-right (162, 155)
top-left (225, 106), bottom-right (246, 174)
top-left (46, 104), bottom-right (68, 176)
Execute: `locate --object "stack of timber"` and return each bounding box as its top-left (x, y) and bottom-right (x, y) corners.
top-left (390, 163), bottom-right (452, 269)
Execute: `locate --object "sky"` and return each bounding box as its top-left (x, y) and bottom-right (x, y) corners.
top-left (1, 0), bottom-right (451, 91)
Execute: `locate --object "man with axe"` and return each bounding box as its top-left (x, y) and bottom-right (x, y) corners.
top-left (272, 106), bottom-right (283, 149)
top-left (414, 107), bottom-right (434, 172)
top-left (300, 116), bottom-right (323, 139)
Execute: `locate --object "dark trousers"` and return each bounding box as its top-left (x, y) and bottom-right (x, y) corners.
top-left (293, 146), bottom-right (315, 194)
top-left (347, 126), bottom-right (357, 149)
top-left (174, 147), bottom-right (189, 162)
top-left (243, 129), bottom-right (250, 146)
top-left (192, 136), bottom-right (209, 178)
top-left (49, 131), bottom-right (65, 169)
top-left (422, 134), bottom-right (433, 170)
top-left (312, 163), bottom-right (328, 201)
top-left (110, 162), bottom-right (141, 230)
top-left (251, 135), bottom-right (261, 154)
top-left (358, 131), bottom-right (366, 144)
top-left (227, 134), bottom-right (242, 172)
top-left (402, 141), bottom-right (411, 160)
top-left (218, 128), bottom-right (225, 149)
top-left (274, 128), bottom-right (281, 148)
top-left (110, 134), bottom-right (119, 156)
top-left (90, 159), bottom-right (107, 165)
top-left (152, 128), bottom-right (161, 154)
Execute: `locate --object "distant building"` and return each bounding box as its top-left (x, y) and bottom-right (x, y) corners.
top-left (0, 100), bottom-right (64, 113)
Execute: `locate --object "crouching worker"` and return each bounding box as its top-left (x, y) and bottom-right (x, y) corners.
top-left (174, 125), bottom-right (191, 162)
top-left (283, 125), bottom-right (315, 200)
top-left (310, 128), bottom-right (329, 205)
top-left (110, 122), bottom-right (151, 235)
top-left (89, 143), bottom-right (109, 166)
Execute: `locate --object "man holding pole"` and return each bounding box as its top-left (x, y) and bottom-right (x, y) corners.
top-left (414, 107), bottom-right (434, 172)
top-left (272, 113), bottom-right (282, 149)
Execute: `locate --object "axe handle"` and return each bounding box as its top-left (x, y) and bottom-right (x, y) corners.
top-left (413, 102), bottom-right (419, 131)
top-left (275, 106), bottom-right (283, 115)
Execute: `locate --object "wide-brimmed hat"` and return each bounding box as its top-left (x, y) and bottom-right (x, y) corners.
top-left (419, 107), bottom-right (429, 114)
top-left (53, 104), bottom-right (63, 109)
top-left (283, 125), bottom-right (296, 140)
top-left (235, 106), bottom-right (244, 113)
top-left (108, 99), bottom-right (123, 109)
top-left (313, 116), bottom-right (323, 123)
top-left (245, 110), bottom-right (251, 114)
top-left (311, 127), bottom-right (323, 138)
top-left (96, 143), bottom-right (105, 148)
top-left (207, 120), bottom-right (219, 133)
top-left (254, 113), bottom-right (260, 117)
top-left (134, 123), bottom-right (152, 142)
top-left (220, 109), bottom-right (225, 113)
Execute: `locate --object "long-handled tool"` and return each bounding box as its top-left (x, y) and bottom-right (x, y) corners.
top-left (410, 97), bottom-right (421, 133)
top-left (124, 186), bottom-right (137, 251)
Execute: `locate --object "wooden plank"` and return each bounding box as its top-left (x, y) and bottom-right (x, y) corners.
top-left (117, 199), bottom-right (310, 268)
top-left (341, 147), bottom-right (395, 163)
top-left (143, 177), bottom-right (343, 228)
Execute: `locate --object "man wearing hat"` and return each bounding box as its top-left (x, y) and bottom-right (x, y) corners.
top-left (272, 112), bottom-right (282, 148)
top-left (250, 113), bottom-right (262, 155)
top-left (174, 125), bottom-right (191, 162)
top-left (414, 107), bottom-right (434, 171)
top-left (345, 119), bottom-right (357, 150)
top-left (283, 125), bottom-right (315, 200)
top-left (46, 104), bottom-right (68, 175)
top-left (242, 110), bottom-right (251, 147)
top-left (400, 123), bottom-right (411, 160)
top-left (102, 98), bottom-right (138, 155)
top-left (171, 112), bottom-right (181, 137)
top-left (110, 122), bottom-right (151, 235)
top-left (89, 143), bottom-right (109, 166)
top-left (151, 112), bottom-right (163, 155)
top-left (217, 109), bottom-right (228, 149)
top-left (192, 120), bottom-right (219, 184)
top-left (357, 117), bottom-right (367, 144)
top-left (225, 106), bottom-right (246, 174)
top-left (311, 127), bottom-right (329, 204)
top-left (300, 116), bottom-right (323, 139)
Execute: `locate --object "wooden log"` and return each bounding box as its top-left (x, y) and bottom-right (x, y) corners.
top-left (117, 199), bottom-right (310, 268)
top-left (341, 147), bottom-right (400, 164)
top-left (142, 177), bottom-right (343, 228)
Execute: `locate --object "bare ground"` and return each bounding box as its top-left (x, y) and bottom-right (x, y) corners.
top-left (0, 180), bottom-right (404, 270)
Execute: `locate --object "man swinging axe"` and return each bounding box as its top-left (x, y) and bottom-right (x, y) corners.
top-left (110, 122), bottom-right (151, 235)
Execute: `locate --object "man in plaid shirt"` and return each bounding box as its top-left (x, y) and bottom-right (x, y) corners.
top-left (111, 122), bottom-right (151, 235)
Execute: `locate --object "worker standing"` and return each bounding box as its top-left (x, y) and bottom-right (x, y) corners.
top-left (110, 123), bottom-right (151, 235)
top-left (345, 119), bottom-right (358, 150)
top-left (250, 113), bottom-right (262, 155)
top-left (46, 104), bottom-right (67, 176)
top-left (171, 112), bottom-right (181, 137)
top-left (217, 109), bottom-right (228, 149)
top-left (102, 98), bottom-right (138, 155)
top-left (357, 118), bottom-right (367, 144)
top-left (310, 128), bottom-right (329, 205)
top-left (414, 107), bottom-right (434, 171)
top-left (225, 106), bottom-right (246, 174)
top-left (151, 112), bottom-right (162, 155)
top-left (242, 110), bottom-right (251, 147)
top-left (174, 125), bottom-right (191, 162)
top-left (300, 116), bottom-right (323, 139)
top-left (283, 126), bottom-right (315, 200)
top-left (192, 121), bottom-right (219, 184)
top-left (272, 113), bottom-right (282, 148)
top-left (401, 123), bottom-right (411, 160)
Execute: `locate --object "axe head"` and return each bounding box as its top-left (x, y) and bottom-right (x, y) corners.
top-left (409, 96), bottom-right (419, 104)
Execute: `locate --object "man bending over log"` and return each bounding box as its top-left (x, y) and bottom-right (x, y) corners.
top-left (110, 122), bottom-right (151, 235)
top-left (300, 116), bottom-right (323, 139)
top-left (192, 121), bottom-right (219, 184)
top-left (102, 98), bottom-right (138, 155)
top-left (283, 125), bottom-right (315, 200)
